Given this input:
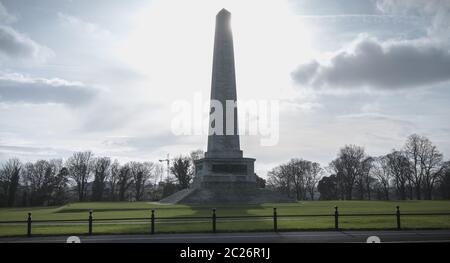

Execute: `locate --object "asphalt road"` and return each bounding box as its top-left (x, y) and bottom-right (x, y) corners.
top-left (1, 230), bottom-right (450, 243)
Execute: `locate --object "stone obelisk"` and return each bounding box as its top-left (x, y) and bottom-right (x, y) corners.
top-left (206, 8), bottom-right (242, 159)
top-left (190, 8), bottom-right (258, 201)
top-left (159, 9), bottom-right (294, 204)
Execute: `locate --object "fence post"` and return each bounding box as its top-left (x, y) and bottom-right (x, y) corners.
top-left (396, 206), bottom-right (401, 230)
top-left (273, 208), bottom-right (278, 232)
top-left (27, 212), bottom-right (32, 237)
top-left (334, 206), bottom-right (339, 231)
top-left (212, 208), bottom-right (216, 233)
top-left (88, 210), bottom-right (93, 235)
top-left (151, 209), bottom-right (155, 234)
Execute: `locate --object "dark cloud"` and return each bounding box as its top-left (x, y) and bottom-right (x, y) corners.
top-left (292, 37), bottom-right (450, 89)
top-left (0, 72), bottom-right (98, 105)
top-left (0, 25), bottom-right (51, 60)
top-left (292, 61), bottom-right (319, 84)
top-left (0, 2), bottom-right (16, 24)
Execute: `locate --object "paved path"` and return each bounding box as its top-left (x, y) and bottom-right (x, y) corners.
top-left (1, 230), bottom-right (450, 243)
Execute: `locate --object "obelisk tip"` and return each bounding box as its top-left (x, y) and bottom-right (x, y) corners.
top-left (217, 8), bottom-right (231, 17)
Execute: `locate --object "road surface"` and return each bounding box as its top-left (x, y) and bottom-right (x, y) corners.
top-left (1, 230), bottom-right (450, 243)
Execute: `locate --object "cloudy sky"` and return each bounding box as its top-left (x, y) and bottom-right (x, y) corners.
top-left (1, 0), bottom-right (450, 177)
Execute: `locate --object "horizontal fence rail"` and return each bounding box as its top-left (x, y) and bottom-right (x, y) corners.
top-left (0, 206), bottom-right (449, 237)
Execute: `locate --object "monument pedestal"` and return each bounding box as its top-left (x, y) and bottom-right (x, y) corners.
top-left (160, 156), bottom-right (294, 204)
top-left (192, 157), bottom-right (256, 189)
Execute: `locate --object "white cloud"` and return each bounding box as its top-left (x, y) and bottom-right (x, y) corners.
top-left (376, 0), bottom-right (450, 39)
top-left (0, 71), bottom-right (98, 105)
top-left (58, 12), bottom-right (111, 39)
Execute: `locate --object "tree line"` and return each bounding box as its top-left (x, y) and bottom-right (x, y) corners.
top-left (267, 134), bottom-right (450, 200)
top-left (2, 133), bottom-right (450, 207)
top-left (0, 150), bottom-right (203, 207)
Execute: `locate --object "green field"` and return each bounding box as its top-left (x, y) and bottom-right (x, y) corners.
top-left (0, 201), bottom-right (449, 237)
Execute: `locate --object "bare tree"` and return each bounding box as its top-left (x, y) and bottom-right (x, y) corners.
top-left (66, 151), bottom-right (93, 202)
top-left (372, 156), bottom-right (392, 200)
top-left (267, 161), bottom-right (297, 199)
top-left (305, 162), bottom-right (322, 200)
top-left (0, 158), bottom-right (21, 207)
top-left (421, 141), bottom-right (444, 199)
top-left (52, 163), bottom-right (69, 205)
top-left (130, 162), bottom-right (154, 201)
top-left (23, 160), bottom-right (58, 205)
top-left (362, 157), bottom-right (374, 200)
top-left (286, 159), bottom-right (303, 200)
top-left (267, 164), bottom-right (292, 197)
top-left (118, 163), bottom-right (133, 201)
top-left (404, 134), bottom-right (425, 199)
top-left (91, 157), bottom-right (111, 201)
top-left (386, 150), bottom-right (411, 200)
top-left (330, 145), bottom-right (368, 200)
top-left (404, 134), bottom-right (444, 199)
top-left (108, 160), bottom-right (120, 201)
top-left (354, 156), bottom-right (374, 200)
top-left (290, 159), bottom-right (313, 200)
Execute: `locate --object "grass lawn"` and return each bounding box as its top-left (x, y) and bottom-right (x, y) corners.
top-left (0, 200), bottom-right (449, 237)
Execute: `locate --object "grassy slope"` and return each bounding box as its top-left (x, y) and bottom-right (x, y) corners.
top-left (0, 200), bottom-right (449, 237)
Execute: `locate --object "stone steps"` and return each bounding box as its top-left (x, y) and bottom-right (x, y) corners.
top-left (159, 187), bottom-right (295, 204)
top-left (159, 188), bottom-right (197, 204)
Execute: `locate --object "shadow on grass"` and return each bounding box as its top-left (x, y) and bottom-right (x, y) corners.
top-left (56, 208), bottom-right (151, 213)
top-left (151, 204), bottom-right (275, 233)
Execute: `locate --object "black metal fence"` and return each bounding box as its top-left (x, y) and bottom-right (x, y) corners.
top-left (1, 206), bottom-right (449, 237)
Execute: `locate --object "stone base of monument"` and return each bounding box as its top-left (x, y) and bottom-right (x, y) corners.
top-left (159, 157), bottom-right (295, 204)
top-left (192, 157), bottom-right (257, 188)
top-left (159, 187), bottom-right (295, 204)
